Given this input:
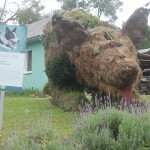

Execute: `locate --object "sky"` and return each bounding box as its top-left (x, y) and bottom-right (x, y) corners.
top-left (42, 0), bottom-right (150, 27)
top-left (115, 0), bottom-right (150, 27)
top-left (0, 0), bottom-right (150, 27)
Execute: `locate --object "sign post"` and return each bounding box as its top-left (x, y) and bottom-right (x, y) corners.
top-left (0, 25), bottom-right (27, 131)
top-left (0, 91), bottom-right (5, 130)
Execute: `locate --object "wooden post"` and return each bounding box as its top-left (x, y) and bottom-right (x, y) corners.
top-left (0, 91), bottom-right (5, 131)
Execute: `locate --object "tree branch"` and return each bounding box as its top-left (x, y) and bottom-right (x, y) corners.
top-left (0, 0), bottom-right (7, 22)
top-left (3, 2), bottom-right (20, 24)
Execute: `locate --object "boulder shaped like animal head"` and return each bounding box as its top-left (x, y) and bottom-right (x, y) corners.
top-left (51, 13), bottom-right (142, 103)
top-left (96, 41), bottom-right (142, 102)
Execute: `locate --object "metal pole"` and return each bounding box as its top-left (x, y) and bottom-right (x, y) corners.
top-left (0, 91), bottom-right (5, 131)
top-left (76, 0), bottom-right (79, 9)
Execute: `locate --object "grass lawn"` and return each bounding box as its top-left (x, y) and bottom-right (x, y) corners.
top-left (3, 95), bottom-right (150, 135)
top-left (1, 96), bottom-right (150, 149)
top-left (141, 95), bottom-right (150, 101)
top-left (3, 97), bottom-right (77, 138)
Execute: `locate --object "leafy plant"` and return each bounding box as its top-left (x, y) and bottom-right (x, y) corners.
top-left (69, 10), bottom-right (101, 28)
top-left (71, 109), bottom-right (150, 150)
top-left (5, 89), bottom-right (40, 97)
top-left (43, 80), bottom-right (56, 96)
top-left (86, 0), bottom-right (123, 22)
top-left (45, 56), bottom-right (77, 87)
top-left (58, 91), bottom-right (87, 111)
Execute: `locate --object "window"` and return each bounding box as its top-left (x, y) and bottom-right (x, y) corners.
top-left (24, 50), bottom-right (32, 73)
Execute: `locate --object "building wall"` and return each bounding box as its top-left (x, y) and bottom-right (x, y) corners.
top-left (23, 39), bottom-right (48, 91)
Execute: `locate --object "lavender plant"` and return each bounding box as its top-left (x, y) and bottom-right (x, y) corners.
top-left (79, 94), bottom-right (150, 115)
top-left (3, 94), bottom-right (150, 150)
top-left (71, 108), bottom-right (150, 150)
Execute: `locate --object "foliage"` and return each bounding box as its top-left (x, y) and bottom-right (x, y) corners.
top-left (142, 95), bottom-right (150, 101)
top-left (62, 0), bottom-right (78, 10)
top-left (48, 86), bottom-right (65, 107)
top-left (0, 0), bottom-right (45, 24)
top-left (17, 8), bottom-right (44, 24)
top-left (71, 109), bottom-right (150, 150)
top-left (56, 0), bottom-right (123, 22)
top-left (45, 56), bottom-right (77, 87)
top-left (17, 0), bottom-right (45, 24)
top-left (4, 122), bottom-right (64, 150)
top-left (86, 0), bottom-right (123, 22)
top-left (69, 9), bottom-right (101, 28)
top-left (51, 90), bottom-right (87, 111)
top-left (43, 80), bottom-right (86, 112)
top-left (43, 82), bottom-right (53, 96)
top-left (56, 0), bottom-right (86, 10)
top-left (5, 88), bottom-right (40, 97)
top-left (135, 26), bottom-right (150, 49)
top-left (2, 96), bottom-right (150, 149)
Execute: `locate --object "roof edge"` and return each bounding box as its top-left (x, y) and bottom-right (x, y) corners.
top-left (27, 35), bottom-right (42, 42)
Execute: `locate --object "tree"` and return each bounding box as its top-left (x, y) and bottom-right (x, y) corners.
top-left (17, 0), bottom-right (45, 24)
top-left (0, 0), bottom-right (20, 24)
top-left (86, 0), bottom-right (123, 22)
top-left (0, 0), bottom-right (7, 23)
top-left (0, 0), bottom-right (45, 24)
top-left (17, 8), bottom-right (41, 24)
top-left (56, 0), bottom-right (87, 10)
top-left (56, 0), bottom-right (123, 22)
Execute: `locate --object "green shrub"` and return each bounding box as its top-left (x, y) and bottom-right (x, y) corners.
top-left (43, 79), bottom-right (84, 97)
top-left (50, 89), bottom-right (87, 111)
top-left (58, 91), bottom-right (87, 111)
top-left (71, 109), bottom-right (150, 150)
top-left (45, 56), bottom-right (77, 87)
top-left (69, 10), bottom-right (101, 28)
top-left (5, 89), bottom-right (40, 97)
top-left (49, 86), bottom-right (65, 106)
top-left (43, 80), bottom-right (56, 96)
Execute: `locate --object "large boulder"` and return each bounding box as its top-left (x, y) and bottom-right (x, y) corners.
top-left (43, 10), bottom-right (142, 103)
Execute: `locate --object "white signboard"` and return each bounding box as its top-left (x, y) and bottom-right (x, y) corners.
top-left (0, 25), bottom-right (27, 91)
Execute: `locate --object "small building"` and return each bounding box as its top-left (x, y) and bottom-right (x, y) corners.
top-left (137, 48), bottom-right (150, 94)
top-left (138, 48), bottom-right (150, 76)
top-left (23, 18), bottom-right (50, 91)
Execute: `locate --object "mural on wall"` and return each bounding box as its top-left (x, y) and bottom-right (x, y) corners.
top-left (0, 25), bottom-right (27, 91)
top-left (0, 25), bottom-right (27, 53)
